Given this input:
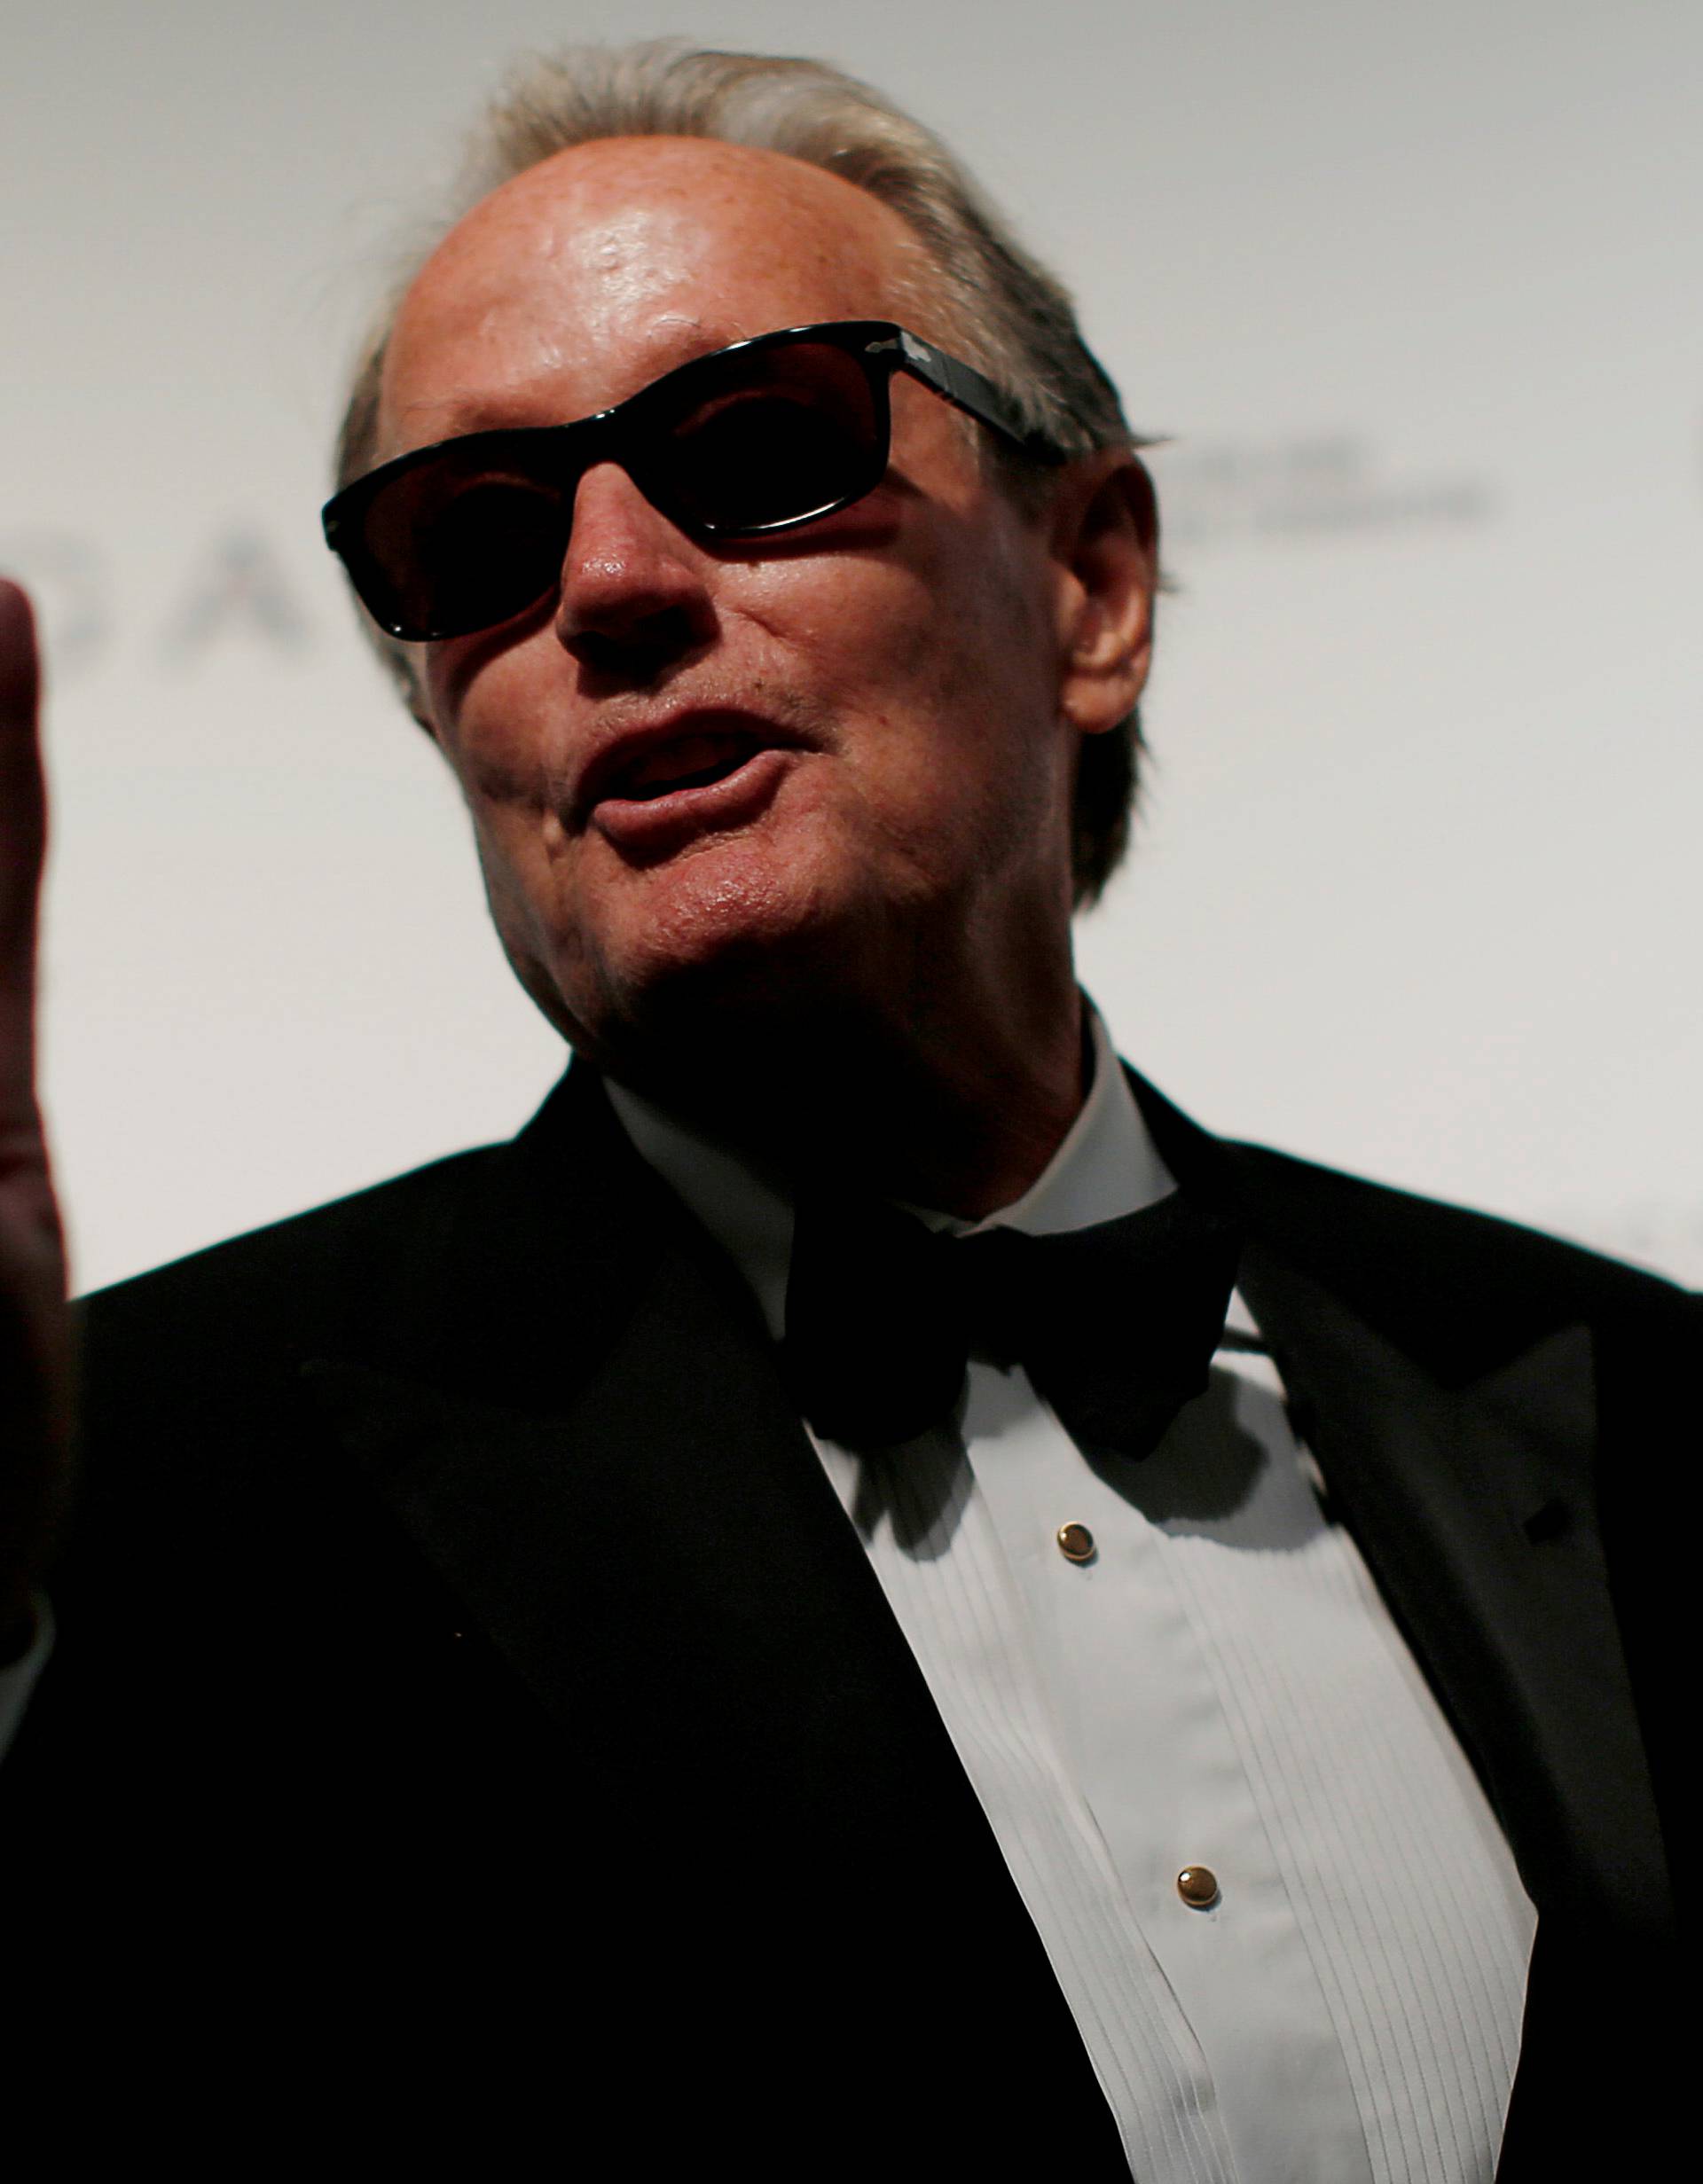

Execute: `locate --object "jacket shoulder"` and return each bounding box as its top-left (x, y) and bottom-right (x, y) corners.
top-left (74, 1138), bottom-right (509, 1390)
top-left (1221, 1136), bottom-right (1693, 1377)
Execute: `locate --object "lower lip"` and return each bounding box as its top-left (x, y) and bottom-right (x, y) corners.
top-left (590, 744), bottom-right (797, 857)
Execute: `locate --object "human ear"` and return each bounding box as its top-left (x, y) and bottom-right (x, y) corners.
top-left (1049, 450), bottom-right (1158, 736)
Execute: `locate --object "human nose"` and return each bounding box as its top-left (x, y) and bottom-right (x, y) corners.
top-left (553, 460), bottom-right (716, 680)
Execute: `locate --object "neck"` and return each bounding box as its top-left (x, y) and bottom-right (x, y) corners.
top-left (600, 973), bottom-right (1090, 1222)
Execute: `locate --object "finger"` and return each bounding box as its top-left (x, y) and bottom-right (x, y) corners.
top-left (0, 577), bottom-right (45, 873)
top-left (0, 580), bottom-right (45, 1111)
top-left (0, 578), bottom-right (41, 728)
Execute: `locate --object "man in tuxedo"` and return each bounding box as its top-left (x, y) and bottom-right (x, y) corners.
top-left (0, 43), bottom-right (1684, 2180)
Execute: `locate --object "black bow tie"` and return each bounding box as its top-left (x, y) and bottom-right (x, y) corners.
top-left (783, 1186), bottom-right (1243, 1455)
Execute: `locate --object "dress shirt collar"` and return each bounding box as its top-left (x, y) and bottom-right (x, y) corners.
top-left (606, 1001), bottom-right (1180, 1343)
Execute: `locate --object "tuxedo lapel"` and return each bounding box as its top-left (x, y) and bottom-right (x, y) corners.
top-left (305, 1233), bottom-right (964, 1855)
top-left (1126, 1062), bottom-right (1668, 1915)
top-left (300, 1064), bottom-right (934, 1833)
top-left (299, 1061), bottom-right (1127, 2164)
top-left (1126, 1062), bottom-right (1680, 2174)
top-left (1239, 1260), bottom-right (1682, 2182)
top-left (1231, 1248), bottom-right (1666, 1933)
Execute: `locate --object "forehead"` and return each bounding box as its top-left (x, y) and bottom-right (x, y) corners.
top-left (379, 136), bottom-right (932, 455)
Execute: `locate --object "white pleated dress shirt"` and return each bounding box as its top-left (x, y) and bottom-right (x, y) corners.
top-left (611, 1006), bottom-right (1537, 2184)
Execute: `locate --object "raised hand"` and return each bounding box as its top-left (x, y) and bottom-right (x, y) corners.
top-left (0, 580), bottom-right (71, 1649)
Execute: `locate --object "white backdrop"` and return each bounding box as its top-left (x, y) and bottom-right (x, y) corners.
top-left (5, 0), bottom-right (1699, 1292)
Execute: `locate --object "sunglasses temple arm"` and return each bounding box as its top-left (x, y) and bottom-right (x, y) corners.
top-left (889, 331), bottom-right (1067, 466)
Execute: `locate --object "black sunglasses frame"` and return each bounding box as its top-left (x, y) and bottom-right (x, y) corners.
top-left (322, 319), bottom-right (1066, 642)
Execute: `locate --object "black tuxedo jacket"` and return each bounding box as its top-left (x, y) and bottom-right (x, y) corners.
top-left (6, 1063), bottom-right (1687, 2175)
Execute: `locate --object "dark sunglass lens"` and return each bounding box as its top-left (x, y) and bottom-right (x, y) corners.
top-left (357, 447), bottom-right (569, 638)
top-left (648, 341), bottom-right (884, 532)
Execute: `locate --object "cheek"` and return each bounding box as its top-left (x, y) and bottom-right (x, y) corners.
top-left (426, 670), bottom-right (576, 938)
top-left (427, 657), bottom-right (580, 877)
top-left (465, 797), bottom-right (611, 1037)
top-left (773, 527), bottom-right (1050, 737)
top-left (862, 536), bottom-right (1061, 798)
top-left (424, 626), bottom-right (574, 776)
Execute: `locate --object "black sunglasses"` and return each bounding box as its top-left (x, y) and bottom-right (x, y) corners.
top-left (322, 319), bottom-right (1065, 642)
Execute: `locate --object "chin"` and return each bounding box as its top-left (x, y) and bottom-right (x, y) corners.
top-left (552, 838), bottom-right (859, 1053)
top-left (621, 825), bottom-right (839, 967)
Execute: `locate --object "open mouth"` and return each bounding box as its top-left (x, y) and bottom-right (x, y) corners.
top-left (602, 731), bottom-right (760, 803)
top-left (581, 720), bottom-right (798, 854)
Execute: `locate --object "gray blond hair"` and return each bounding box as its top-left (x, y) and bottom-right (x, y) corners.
top-left (336, 40), bottom-right (1152, 904)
